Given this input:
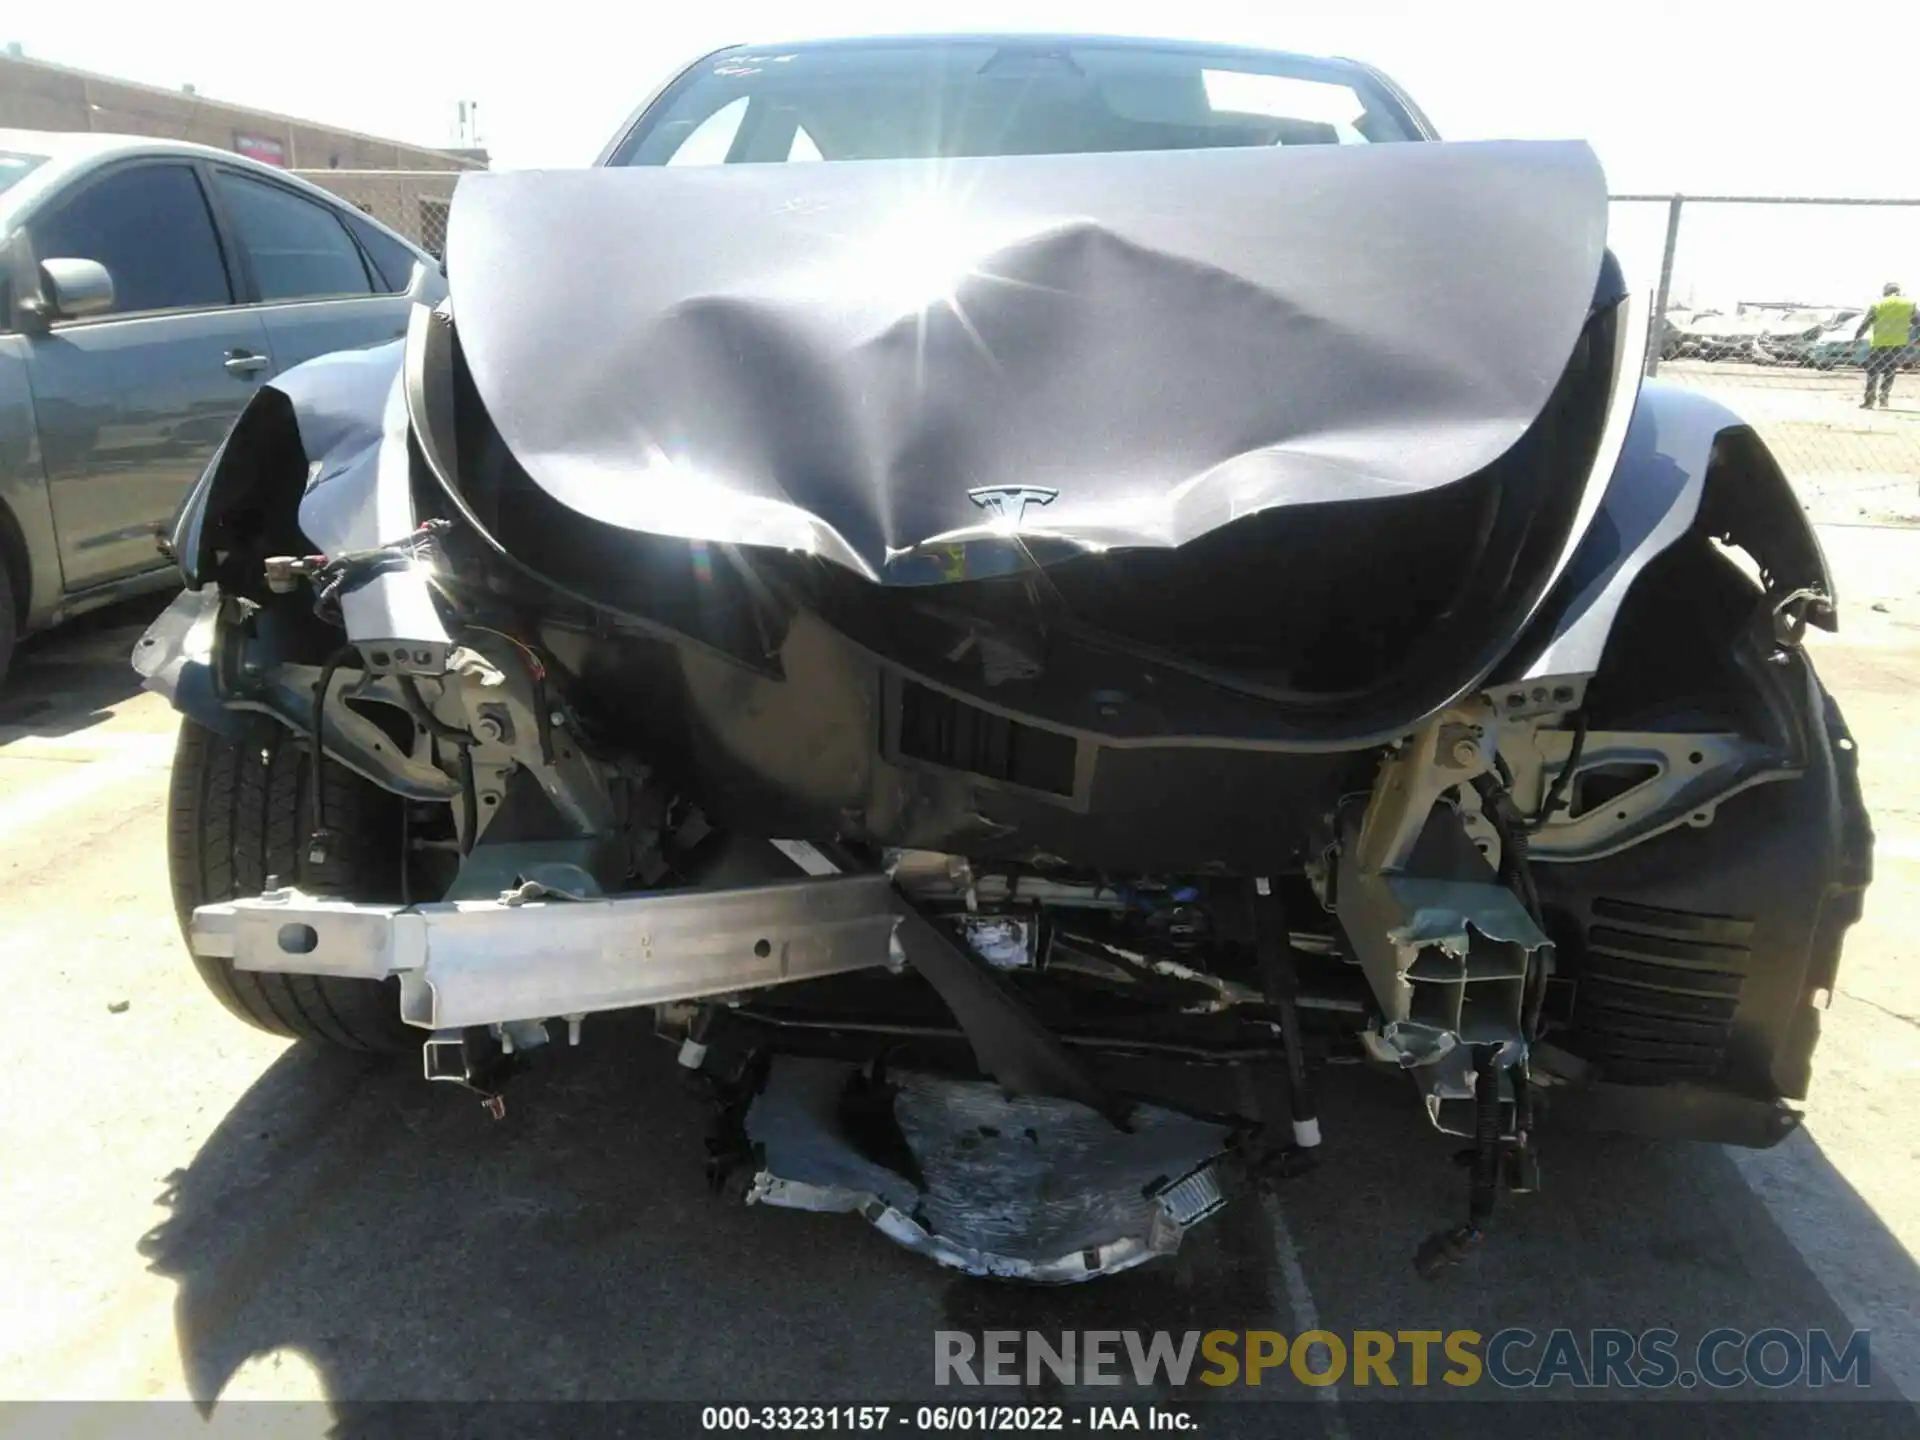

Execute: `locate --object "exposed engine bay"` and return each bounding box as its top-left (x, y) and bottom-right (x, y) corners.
top-left (141, 126), bottom-right (1870, 1283)
top-left (150, 546), bottom-right (1865, 1279)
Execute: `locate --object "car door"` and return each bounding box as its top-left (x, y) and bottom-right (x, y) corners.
top-left (206, 168), bottom-right (412, 373)
top-left (21, 160), bottom-right (272, 591)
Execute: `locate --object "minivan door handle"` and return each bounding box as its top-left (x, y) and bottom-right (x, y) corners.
top-left (223, 349), bottom-right (269, 376)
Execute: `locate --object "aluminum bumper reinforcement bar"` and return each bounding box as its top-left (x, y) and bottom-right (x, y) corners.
top-left (189, 874), bottom-right (903, 1030)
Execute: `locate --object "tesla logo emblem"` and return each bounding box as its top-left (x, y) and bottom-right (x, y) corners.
top-left (968, 486), bottom-right (1058, 526)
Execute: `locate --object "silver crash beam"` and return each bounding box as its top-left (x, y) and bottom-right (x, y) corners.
top-left (189, 874), bottom-right (902, 1030)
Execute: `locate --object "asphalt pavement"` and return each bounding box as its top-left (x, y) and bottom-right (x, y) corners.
top-left (2, 527), bottom-right (1918, 1433)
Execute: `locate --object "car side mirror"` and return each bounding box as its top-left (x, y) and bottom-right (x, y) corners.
top-left (37, 257), bottom-right (116, 321)
top-left (403, 258), bottom-right (448, 307)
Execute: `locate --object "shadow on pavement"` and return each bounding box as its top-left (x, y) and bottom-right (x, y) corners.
top-left (136, 1015), bottom-right (1920, 1428)
top-left (139, 1018), bottom-right (1022, 1406)
top-left (0, 591), bottom-right (171, 734)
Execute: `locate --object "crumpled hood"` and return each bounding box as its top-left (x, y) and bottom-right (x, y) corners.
top-left (444, 140), bottom-right (1610, 583)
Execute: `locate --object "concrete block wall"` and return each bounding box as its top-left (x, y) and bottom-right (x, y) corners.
top-left (0, 52), bottom-right (481, 173)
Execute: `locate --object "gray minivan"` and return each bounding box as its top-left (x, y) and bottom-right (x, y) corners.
top-left (0, 130), bottom-right (443, 682)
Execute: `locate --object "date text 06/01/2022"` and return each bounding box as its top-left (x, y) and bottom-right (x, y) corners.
top-left (700, 1405), bottom-right (1196, 1431)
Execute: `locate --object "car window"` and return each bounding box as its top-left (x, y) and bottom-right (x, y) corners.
top-left (31, 163), bottom-right (232, 316)
top-left (342, 210), bottom-right (425, 292)
top-left (0, 150), bottom-right (48, 196)
top-left (661, 99), bottom-right (829, 166)
top-left (213, 170), bottom-right (375, 302)
top-left (1199, 71), bottom-right (1374, 144)
top-left (621, 42), bottom-right (1414, 165)
top-left (665, 97), bottom-right (749, 166)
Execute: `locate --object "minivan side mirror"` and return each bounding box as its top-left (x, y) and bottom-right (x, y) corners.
top-left (38, 257), bottom-right (116, 320)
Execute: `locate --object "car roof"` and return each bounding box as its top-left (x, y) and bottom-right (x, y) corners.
top-left (0, 127), bottom-right (265, 165)
top-left (0, 128), bottom-right (432, 259)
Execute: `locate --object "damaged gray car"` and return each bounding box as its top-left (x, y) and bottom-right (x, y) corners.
top-left (137, 36), bottom-right (1871, 1280)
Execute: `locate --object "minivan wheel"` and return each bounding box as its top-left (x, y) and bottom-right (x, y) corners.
top-left (167, 717), bottom-right (417, 1052)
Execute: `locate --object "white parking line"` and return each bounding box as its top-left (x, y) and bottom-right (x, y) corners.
top-left (1728, 1139), bottom-right (1920, 1403)
top-left (1233, 1068), bottom-right (1349, 1436)
top-left (1261, 1192), bottom-right (1351, 1440)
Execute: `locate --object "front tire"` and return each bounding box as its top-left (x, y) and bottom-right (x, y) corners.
top-left (168, 717), bottom-right (417, 1052)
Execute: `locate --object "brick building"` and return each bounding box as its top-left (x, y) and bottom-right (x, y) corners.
top-left (0, 49), bottom-right (484, 249)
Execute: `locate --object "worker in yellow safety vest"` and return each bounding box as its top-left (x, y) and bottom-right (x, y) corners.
top-left (1856, 282), bottom-right (1918, 408)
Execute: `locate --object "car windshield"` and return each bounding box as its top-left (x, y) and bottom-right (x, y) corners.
top-left (0, 150), bottom-right (48, 196)
top-left (613, 41), bottom-right (1415, 166)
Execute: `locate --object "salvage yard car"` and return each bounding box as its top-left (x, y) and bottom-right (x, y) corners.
top-left (0, 130), bottom-right (438, 683)
top-left (138, 35), bottom-right (1871, 1281)
top-left (1802, 324), bottom-right (1920, 372)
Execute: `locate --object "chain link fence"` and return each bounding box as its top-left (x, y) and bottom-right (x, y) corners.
top-left (1612, 194), bottom-right (1920, 529)
top-left (296, 169), bottom-right (457, 258)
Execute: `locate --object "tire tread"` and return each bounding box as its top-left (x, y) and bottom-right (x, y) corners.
top-left (168, 719), bottom-right (413, 1051)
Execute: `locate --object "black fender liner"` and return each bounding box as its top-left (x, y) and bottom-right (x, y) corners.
top-left (1534, 662), bottom-right (1868, 1145)
top-left (1527, 561), bottom-right (1868, 1147)
top-left (1505, 391), bottom-right (1859, 1146)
